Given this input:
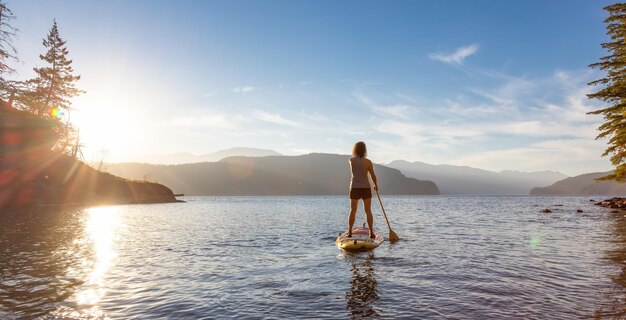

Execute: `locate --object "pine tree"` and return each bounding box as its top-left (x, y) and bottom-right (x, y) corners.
top-left (26, 19), bottom-right (84, 154)
top-left (588, 3), bottom-right (626, 181)
top-left (28, 19), bottom-right (84, 116)
top-left (0, 0), bottom-right (20, 101)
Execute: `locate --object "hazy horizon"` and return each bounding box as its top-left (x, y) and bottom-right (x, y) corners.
top-left (8, 0), bottom-right (616, 176)
top-left (115, 147), bottom-right (574, 175)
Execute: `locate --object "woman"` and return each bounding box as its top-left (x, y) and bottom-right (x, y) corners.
top-left (347, 141), bottom-right (378, 238)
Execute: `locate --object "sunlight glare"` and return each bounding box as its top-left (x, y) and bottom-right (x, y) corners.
top-left (73, 99), bottom-right (140, 163)
top-left (75, 206), bottom-right (122, 306)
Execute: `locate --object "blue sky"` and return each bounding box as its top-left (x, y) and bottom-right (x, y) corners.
top-left (8, 0), bottom-right (616, 175)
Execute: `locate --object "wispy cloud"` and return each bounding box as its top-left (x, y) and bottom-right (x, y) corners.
top-left (166, 114), bottom-right (247, 130)
top-left (429, 44), bottom-right (479, 65)
top-left (373, 105), bottom-right (414, 119)
top-left (351, 68), bottom-right (609, 174)
top-left (252, 109), bottom-right (302, 127)
top-left (233, 86), bottom-right (256, 93)
top-left (353, 91), bottom-right (416, 119)
top-left (469, 89), bottom-right (515, 106)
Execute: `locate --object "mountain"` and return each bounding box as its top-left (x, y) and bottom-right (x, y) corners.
top-left (530, 171), bottom-right (626, 195)
top-left (204, 147), bottom-right (282, 161)
top-left (387, 160), bottom-right (567, 195)
top-left (107, 153), bottom-right (439, 196)
top-left (127, 147), bottom-right (282, 164)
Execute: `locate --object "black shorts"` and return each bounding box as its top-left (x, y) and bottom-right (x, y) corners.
top-left (350, 188), bottom-right (372, 200)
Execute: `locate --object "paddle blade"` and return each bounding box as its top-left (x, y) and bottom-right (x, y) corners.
top-left (388, 229), bottom-right (400, 243)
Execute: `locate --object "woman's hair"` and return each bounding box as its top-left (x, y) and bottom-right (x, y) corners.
top-left (352, 141), bottom-right (367, 158)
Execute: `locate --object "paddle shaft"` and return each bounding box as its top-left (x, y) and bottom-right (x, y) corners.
top-left (368, 174), bottom-right (399, 242)
top-left (374, 189), bottom-right (394, 233)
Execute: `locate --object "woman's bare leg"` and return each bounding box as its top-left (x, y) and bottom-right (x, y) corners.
top-left (363, 198), bottom-right (374, 238)
top-left (347, 199), bottom-right (358, 236)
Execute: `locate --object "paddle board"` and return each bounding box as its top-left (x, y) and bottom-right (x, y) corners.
top-left (336, 226), bottom-right (384, 252)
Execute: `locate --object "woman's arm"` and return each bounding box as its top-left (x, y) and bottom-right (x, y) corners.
top-left (368, 159), bottom-right (378, 191)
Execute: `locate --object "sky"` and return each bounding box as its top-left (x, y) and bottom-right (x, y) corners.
top-left (7, 0), bottom-right (618, 175)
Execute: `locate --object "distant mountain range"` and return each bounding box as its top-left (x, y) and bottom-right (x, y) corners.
top-left (530, 171), bottom-right (626, 195)
top-left (127, 147), bottom-right (282, 164)
top-left (107, 153), bottom-right (439, 196)
top-left (110, 147), bottom-right (592, 196)
top-left (386, 160), bottom-right (567, 195)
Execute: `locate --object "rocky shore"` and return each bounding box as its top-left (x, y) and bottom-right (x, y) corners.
top-left (594, 197), bottom-right (626, 210)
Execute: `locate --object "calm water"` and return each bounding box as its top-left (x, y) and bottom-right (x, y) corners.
top-left (1, 196), bottom-right (626, 319)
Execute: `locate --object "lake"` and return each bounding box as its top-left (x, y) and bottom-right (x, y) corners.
top-left (1, 196), bottom-right (625, 319)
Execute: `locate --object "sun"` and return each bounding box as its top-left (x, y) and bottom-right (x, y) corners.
top-left (72, 97), bottom-right (139, 164)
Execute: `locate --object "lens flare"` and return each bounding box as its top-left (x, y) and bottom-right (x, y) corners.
top-left (49, 107), bottom-right (65, 118)
top-left (530, 235), bottom-right (541, 250)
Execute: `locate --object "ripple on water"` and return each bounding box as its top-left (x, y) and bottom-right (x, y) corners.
top-left (1, 196), bottom-right (625, 319)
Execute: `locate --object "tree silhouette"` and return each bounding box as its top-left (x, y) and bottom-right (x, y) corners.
top-left (589, 3), bottom-right (626, 181)
top-left (24, 19), bottom-right (84, 155)
top-left (0, 0), bottom-right (20, 102)
top-left (27, 19), bottom-right (84, 116)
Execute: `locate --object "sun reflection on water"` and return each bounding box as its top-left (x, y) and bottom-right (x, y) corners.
top-left (69, 206), bottom-right (121, 318)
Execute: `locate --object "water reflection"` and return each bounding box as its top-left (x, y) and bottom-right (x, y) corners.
top-left (597, 211), bottom-right (626, 318)
top-left (52, 206), bottom-right (121, 319)
top-left (345, 252), bottom-right (379, 318)
top-left (0, 205), bottom-right (121, 319)
top-left (0, 207), bottom-right (85, 318)
top-left (80, 206), bottom-right (120, 301)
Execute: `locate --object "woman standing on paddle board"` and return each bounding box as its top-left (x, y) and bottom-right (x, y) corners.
top-left (347, 141), bottom-right (378, 239)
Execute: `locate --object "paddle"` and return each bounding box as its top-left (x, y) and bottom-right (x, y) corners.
top-left (374, 188), bottom-right (400, 243)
